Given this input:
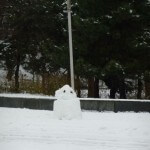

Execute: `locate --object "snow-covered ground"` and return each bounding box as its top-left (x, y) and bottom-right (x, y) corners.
top-left (0, 108), bottom-right (150, 150)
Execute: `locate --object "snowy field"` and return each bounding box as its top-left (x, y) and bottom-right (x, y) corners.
top-left (0, 108), bottom-right (150, 150)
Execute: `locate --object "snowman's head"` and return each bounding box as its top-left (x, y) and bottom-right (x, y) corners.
top-left (55, 85), bottom-right (77, 100)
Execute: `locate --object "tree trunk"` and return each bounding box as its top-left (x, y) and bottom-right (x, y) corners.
top-left (144, 73), bottom-right (150, 99)
top-left (32, 72), bottom-right (35, 83)
top-left (6, 69), bottom-right (13, 81)
top-left (14, 51), bottom-right (20, 92)
top-left (76, 75), bottom-right (81, 97)
top-left (67, 68), bottom-right (71, 86)
top-left (110, 88), bottom-right (117, 99)
top-left (42, 73), bottom-right (46, 94)
top-left (137, 77), bottom-right (142, 99)
top-left (94, 78), bottom-right (99, 98)
top-left (88, 77), bottom-right (94, 97)
top-left (145, 81), bottom-right (150, 99)
top-left (119, 78), bottom-right (126, 99)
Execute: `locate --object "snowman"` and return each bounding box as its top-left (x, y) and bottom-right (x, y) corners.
top-left (53, 85), bottom-right (82, 120)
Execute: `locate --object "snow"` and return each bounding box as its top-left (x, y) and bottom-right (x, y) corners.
top-left (54, 100), bottom-right (82, 120)
top-left (0, 93), bottom-right (150, 102)
top-left (55, 85), bottom-right (77, 100)
top-left (54, 85), bottom-right (82, 119)
top-left (0, 69), bottom-right (7, 82)
top-left (0, 107), bottom-right (150, 150)
top-left (19, 66), bottom-right (33, 80)
top-left (80, 89), bottom-right (110, 98)
top-left (0, 66), bottom-right (33, 83)
top-left (0, 93), bottom-right (53, 99)
top-left (80, 98), bottom-right (150, 102)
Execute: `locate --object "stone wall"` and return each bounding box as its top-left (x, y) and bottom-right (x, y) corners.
top-left (0, 96), bottom-right (150, 112)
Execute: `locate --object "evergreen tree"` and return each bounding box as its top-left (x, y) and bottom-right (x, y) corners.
top-left (1, 0), bottom-right (65, 92)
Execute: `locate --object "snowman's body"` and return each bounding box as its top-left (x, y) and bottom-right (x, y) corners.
top-left (54, 85), bottom-right (82, 120)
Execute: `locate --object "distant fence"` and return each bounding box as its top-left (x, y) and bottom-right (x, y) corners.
top-left (0, 96), bottom-right (150, 112)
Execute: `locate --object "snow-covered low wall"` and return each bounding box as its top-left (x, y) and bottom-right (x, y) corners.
top-left (80, 98), bottom-right (150, 112)
top-left (0, 96), bottom-right (55, 110)
top-left (0, 95), bottom-right (150, 112)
